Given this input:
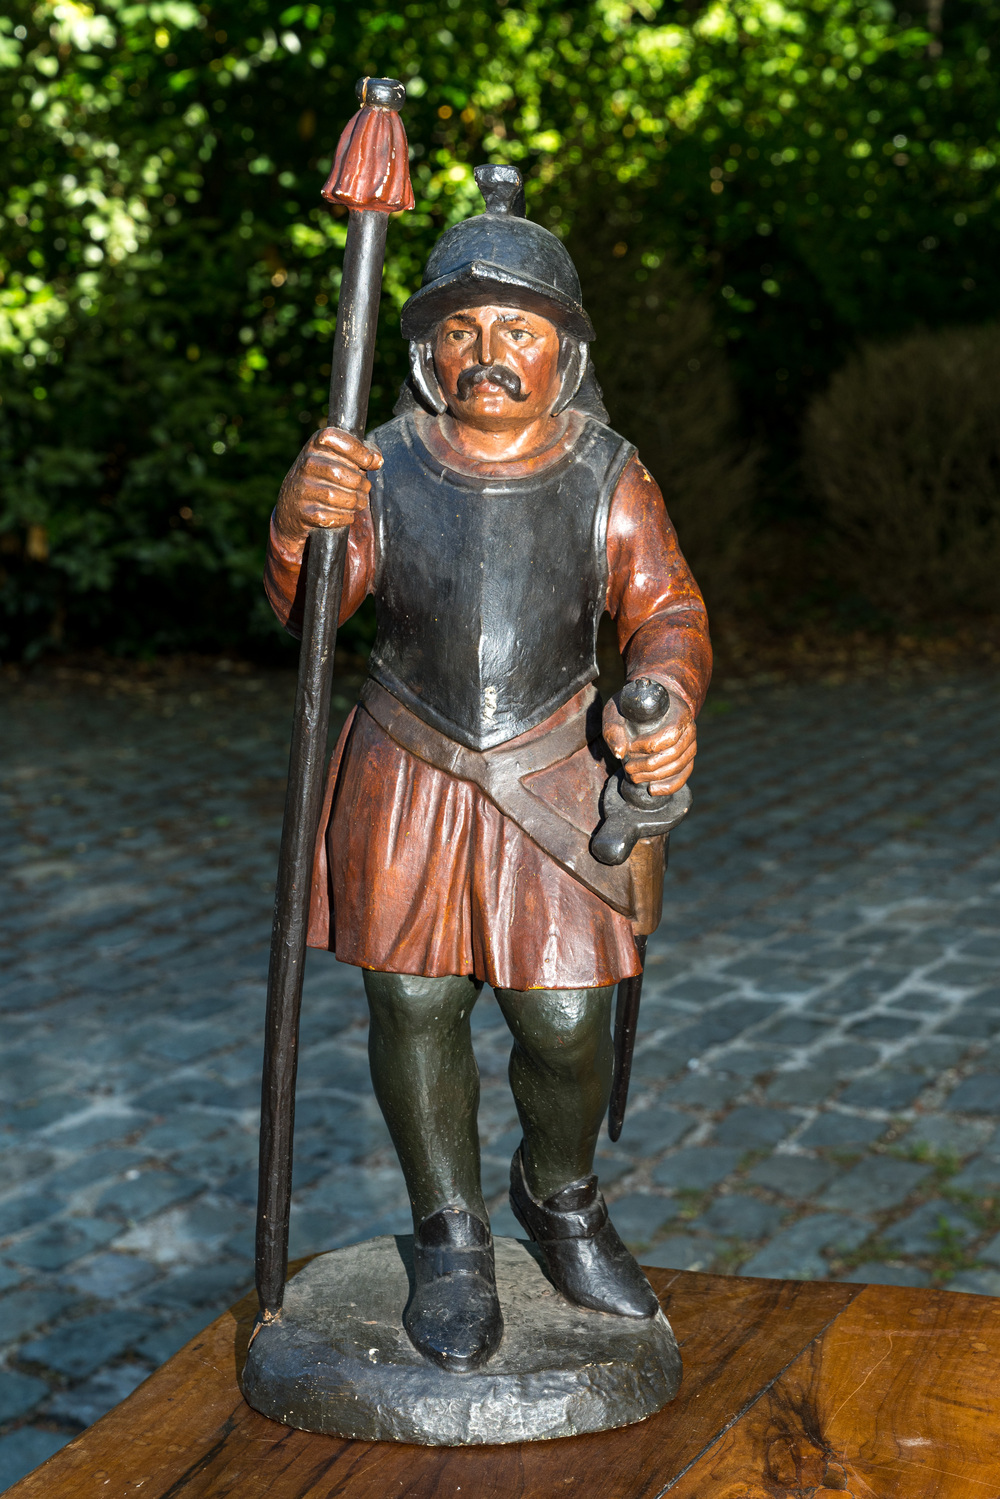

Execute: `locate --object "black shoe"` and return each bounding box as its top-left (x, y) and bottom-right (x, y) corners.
top-left (509, 1146), bottom-right (659, 1319)
top-left (404, 1207), bottom-right (504, 1373)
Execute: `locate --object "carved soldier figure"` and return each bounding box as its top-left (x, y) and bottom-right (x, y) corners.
top-left (264, 165), bottom-right (711, 1375)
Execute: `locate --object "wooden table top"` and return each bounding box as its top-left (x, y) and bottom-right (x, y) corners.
top-left (9, 1266), bottom-right (1000, 1498)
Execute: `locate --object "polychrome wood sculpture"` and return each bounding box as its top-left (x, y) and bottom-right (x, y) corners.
top-left (246, 77), bottom-right (711, 1445)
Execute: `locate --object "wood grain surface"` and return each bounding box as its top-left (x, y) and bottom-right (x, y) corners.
top-left (8, 1268), bottom-right (999, 1499)
top-left (666, 1280), bottom-right (1000, 1498)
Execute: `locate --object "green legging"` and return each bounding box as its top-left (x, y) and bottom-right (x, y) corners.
top-left (363, 971), bottom-right (614, 1228)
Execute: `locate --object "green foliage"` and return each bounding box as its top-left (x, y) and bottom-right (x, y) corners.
top-left (1, 0), bottom-right (999, 656)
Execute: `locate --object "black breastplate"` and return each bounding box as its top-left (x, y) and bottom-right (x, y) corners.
top-left (366, 413), bottom-right (634, 750)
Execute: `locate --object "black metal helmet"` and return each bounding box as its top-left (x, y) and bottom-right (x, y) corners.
top-left (396, 165), bottom-right (607, 421)
top-left (400, 165), bottom-right (594, 342)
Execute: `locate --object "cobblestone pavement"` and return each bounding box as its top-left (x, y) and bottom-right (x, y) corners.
top-left (1, 662), bottom-right (999, 1487)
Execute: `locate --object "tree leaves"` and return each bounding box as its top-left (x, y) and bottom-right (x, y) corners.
top-left (1, 0), bottom-right (999, 654)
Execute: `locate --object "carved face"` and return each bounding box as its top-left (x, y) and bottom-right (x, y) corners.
top-left (432, 304), bottom-right (562, 430)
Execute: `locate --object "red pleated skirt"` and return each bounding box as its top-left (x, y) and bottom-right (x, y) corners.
top-left (306, 705), bottom-right (641, 991)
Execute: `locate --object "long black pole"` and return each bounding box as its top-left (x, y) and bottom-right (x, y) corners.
top-left (255, 208), bottom-right (389, 1321)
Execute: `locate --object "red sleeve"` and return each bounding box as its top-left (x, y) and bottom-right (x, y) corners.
top-left (263, 508), bottom-right (376, 640)
top-left (605, 453), bottom-right (712, 715)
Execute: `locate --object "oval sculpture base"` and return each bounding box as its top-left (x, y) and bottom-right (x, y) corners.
top-left (240, 1235), bottom-right (681, 1446)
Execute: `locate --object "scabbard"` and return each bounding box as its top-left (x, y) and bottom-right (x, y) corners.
top-left (608, 932), bottom-right (647, 1143)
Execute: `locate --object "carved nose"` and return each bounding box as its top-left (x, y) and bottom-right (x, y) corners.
top-left (481, 319), bottom-right (497, 365)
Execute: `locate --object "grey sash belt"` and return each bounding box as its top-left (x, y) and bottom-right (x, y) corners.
top-left (358, 678), bottom-right (635, 918)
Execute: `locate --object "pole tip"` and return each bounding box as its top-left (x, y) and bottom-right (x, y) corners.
top-left (322, 80), bottom-right (415, 213)
top-left (355, 76), bottom-right (406, 111)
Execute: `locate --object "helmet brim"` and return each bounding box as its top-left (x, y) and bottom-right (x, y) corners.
top-left (400, 260), bottom-right (595, 342)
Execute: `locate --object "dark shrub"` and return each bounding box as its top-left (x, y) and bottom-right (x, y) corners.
top-left (804, 327), bottom-right (1000, 621)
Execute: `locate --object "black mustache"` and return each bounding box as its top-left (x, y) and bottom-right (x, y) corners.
top-left (455, 363), bottom-right (528, 402)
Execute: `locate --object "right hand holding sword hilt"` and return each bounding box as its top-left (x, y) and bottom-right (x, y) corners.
top-left (591, 677), bottom-right (692, 867)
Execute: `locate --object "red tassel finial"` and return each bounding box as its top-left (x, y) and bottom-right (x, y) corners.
top-left (321, 76), bottom-right (415, 214)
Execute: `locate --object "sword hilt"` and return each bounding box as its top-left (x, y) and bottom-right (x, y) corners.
top-left (591, 677), bottom-right (692, 866)
top-left (618, 678), bottom-right (672, 812)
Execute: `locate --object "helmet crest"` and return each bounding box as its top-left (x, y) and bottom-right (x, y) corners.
top-left (473, 164), bottom-right (526, 217)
